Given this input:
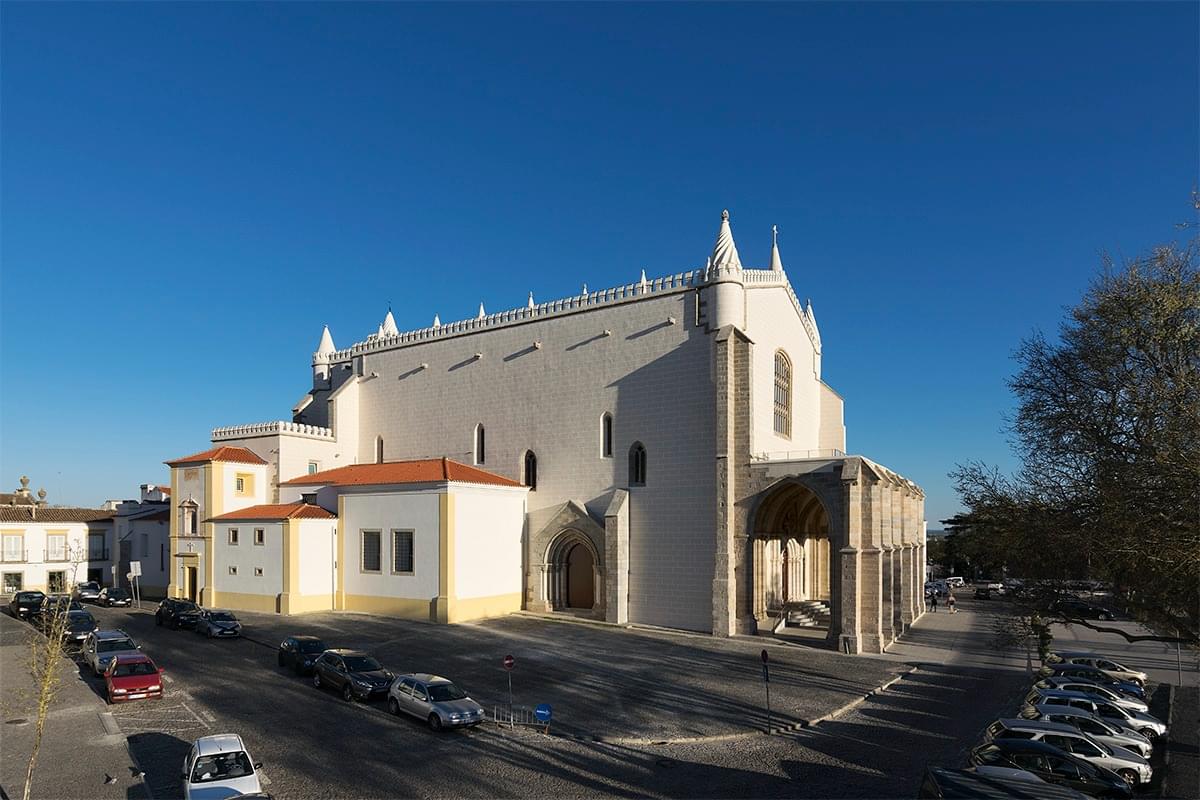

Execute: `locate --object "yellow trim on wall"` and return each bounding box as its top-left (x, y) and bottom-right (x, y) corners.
top-left (234, 472), bottom-right (255, 497)
top-left (433, 492), bottom-right (456, 623)
top-left (342, 593), bottom-right (436, 620)
top-left (279, 519), bottom-right (302, 614)
top-left (335, 495), bottom-right (345, 610)
top-left (445, 591), bottom-right (522, 623)
top-left (208, 590), bottom-right (277, 614)
top-left (285, 593), bottom-right (334, 614)
top-left (168, 468), bottom-right (180, 598)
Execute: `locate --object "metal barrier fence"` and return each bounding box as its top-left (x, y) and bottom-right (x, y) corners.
top-left (492, 705), bottom-right (550, 733)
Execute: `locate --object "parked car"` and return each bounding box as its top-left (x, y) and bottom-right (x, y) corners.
top-left (35, 594), bottom-right (82, 624)
top-left (387, 673), bottom-right (486, 731)
top-left (1047, 652), bottom-right (1148, 686)
top-left (945, 576), bottom-right (965, 588)
top-left (97, 587), bottom-right (132, 607)
top-left (7, 590), bottom-right (45, 620)
top-left (918, 765), bottom-right (1090, 799)
top-left (1052, 599), bottom-right (1115, 621)
top-left (1039, 663), bottom-right (1146, 700)
top-left (311, 649), bottom-right (394, 702)
top-left (195, 609), bottom-right (242, 639)
top-left (1023, 688), bottom-right (1166, 739)
top-left (103, 653), bottom-right (163, 704)
top-left (181, 733), bottom-right (263, 800)
top-left (82, 630), bottom-right (141, 676)
top-left (62, 609), bottom-right (99, 646)
top-left (277, 636), bottom-right (327, 675)
top-left (73, 581), bottom-right (102, 603)
top-left (974, 586), bottom-right (993, 600)
top-left (968, 739), bottom-right (1133, 798)
top-left (1034, 677), bottom-right (1149, 713)
top-left (156, 598), bottom-right (202, 630)
top-left (985, 718), bottom-right (1152, 786)
top-left (1021, 704), bottom-right (1154, 759)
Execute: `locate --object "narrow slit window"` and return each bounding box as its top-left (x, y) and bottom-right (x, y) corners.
top-left (629, 442), bottom-right (647, 486)
top-left (601, 413), bottom-right (613, 458)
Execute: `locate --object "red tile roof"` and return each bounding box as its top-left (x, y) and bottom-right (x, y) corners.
top-left (165, 446), bottom-right (267, 467)
top-left (207, 502), bottom-right (336, 522)
top-left (280, 458), bottom-right (522, 488)
top-left (0, 507), bottom-right (114, 523)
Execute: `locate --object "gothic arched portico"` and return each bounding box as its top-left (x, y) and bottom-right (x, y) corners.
top-left (545, 529), bottom-right (603, 615)
top-left (750, 480), bottom-right (833, 623)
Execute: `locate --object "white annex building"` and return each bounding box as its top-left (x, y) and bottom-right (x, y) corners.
top-left (166, 211), bottom-right (926, 654)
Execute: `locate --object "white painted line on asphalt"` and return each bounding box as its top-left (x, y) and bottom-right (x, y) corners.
top-left (200, 708), bottom-right (216, 722)
top-left (181, 702), bottom-right (211, 729)
top-left (125, 739), bottom-right (155, 800)
top-left (99, 711), bottom-right (121, 735)
top-left (161, 673), bottom-right (174, 684)
top-left (259, 771), bottom-right (272, 786)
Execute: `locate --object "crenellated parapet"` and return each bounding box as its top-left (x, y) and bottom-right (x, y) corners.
top-left (212, 421), bottom-right (335, 442)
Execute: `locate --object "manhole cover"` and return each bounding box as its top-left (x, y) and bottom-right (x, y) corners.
top-left (6, 718), bottom-right (29, 725)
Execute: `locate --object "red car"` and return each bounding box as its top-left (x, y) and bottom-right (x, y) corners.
top-left (103, 653), bottom-right (164, 704)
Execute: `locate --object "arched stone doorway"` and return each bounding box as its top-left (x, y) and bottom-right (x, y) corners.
top-left (751, 481), bottom-right (831, 621)
top-left (545, 529), bottom-right (601, 614)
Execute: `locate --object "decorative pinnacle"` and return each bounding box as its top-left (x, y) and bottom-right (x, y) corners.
top-left (722, 209), bottom-right (730, 222)
top-left (528, 292), bottom-right (535, 309)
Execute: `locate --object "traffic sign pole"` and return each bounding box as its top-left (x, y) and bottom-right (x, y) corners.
top-left (761, 649), bottom-right (772, 734)
top-left (503, 654), bottom-right (515, 728)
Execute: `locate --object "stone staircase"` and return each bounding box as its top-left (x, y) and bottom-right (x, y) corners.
top-left (783, 600), bottom-right (832, 629)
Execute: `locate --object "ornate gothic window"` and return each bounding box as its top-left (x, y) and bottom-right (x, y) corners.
top-left (629, 442), bottom-right (647, 486)
top-left (523, 450), bottom-right (538, 491)
top-left (774, 350), bottom-right (792, 438)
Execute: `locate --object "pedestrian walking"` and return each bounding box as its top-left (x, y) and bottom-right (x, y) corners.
top-left (947, 591), bottom-right (957, 613)
top-left (929, 592), bottom-right (938, 612)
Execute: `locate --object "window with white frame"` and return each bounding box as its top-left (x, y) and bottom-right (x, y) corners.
top-left (47, 534), bottom-right (67, 562)
top-left (361, 530), bottom-right (381, 572)
top-left (47, 571), bottom-right (66, 593)
top-left (773, 350), bottom-right (792, 438)
top-left (392, 530), bottom-right (414, 574)
top-left (254, 528), bottom-right (265, 546)
top-left (228, 529), bottom-right (239, 546)
top-left (2, 572), bottom-right (22, 593)
top-left (2, 534), bottom-right (23, 563)
top-left (307, 461), bottom-right (320, 475)
top-left (228, 566), bottom-right (238, 575)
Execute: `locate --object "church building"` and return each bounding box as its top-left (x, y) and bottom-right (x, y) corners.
top-left (165, 210), bottom-right (925, 654)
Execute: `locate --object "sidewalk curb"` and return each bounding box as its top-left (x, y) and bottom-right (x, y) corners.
top-left (549, 663), bottom-right (921, 747)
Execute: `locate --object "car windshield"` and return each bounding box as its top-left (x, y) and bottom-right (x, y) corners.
top-left (68, 612), bottom-right (94, 626)
top-left (112, 661), bottom-right (157, 677)
top-left (428, 683), bottom-right (468, 702)
top-left (107, 589), bottom-right (129, 599)
top-left (191, 751), bottom-right (254, 783)
top-left (344, 656), bottom-right (382, 672)
top-left (299, 641), bottom-right (326, 654)
top-left (79, 582), bottom-right (99, 590)
top-left (209, 612), bottom-right (236, 622)
top-left (98, 639), bottom-right (136, 653)
top-left (175, 601), bottom-right (199, 612)
top-left (16, 592), bottom-right (44, 602)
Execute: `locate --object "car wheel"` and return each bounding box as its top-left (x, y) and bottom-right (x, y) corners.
top-left (428, 714), bottom-right (442, 732)
top-left (277, 653), bottom-right (285, 668)
top-left (206, 629), bottom-right (214, 639)
top-left (1140, 727), bottom-right (1156, 739)
top-left (1098, 612), bottom-right (1111, 621)
top-left (313, 672), bottom-right (322, 689)
top-left (388, 697), bottom-right (400, 716)
top-left (342, 684), bottom-right (354, 702)
top-left (1117, 769), bottom-right (1137, 787)
top-left (155, 615), bottom-right (162, 626)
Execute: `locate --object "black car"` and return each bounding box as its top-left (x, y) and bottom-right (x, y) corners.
top-left (62, 610), bottom-right (98, 646)
top-left (918, 766), bottom-right (1090, 799)
top-left (8, 590), bottom-right (46, 620)
top-left (73, 581), bottom-right (102, 603)
top-left (312, 649), bottom-right (394, 702)
top-left (1052, 599), bottom-right (1114, 621)
top-left (97, 587), bottom-right (132, 607)
top-left (35, 594), bottom-right (82, 627)
top-left (278, 636), bottom-right (328, 675)
top-left (155, 598), bottom-right (202, 629)
top-left (969, 740), bottom-right (1133, 798)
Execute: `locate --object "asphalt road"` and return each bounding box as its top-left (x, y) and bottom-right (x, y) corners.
top-left (62, 603), bottom-right (1031, 799)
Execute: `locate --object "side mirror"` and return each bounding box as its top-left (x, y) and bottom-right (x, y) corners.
top-left (254, 762), bottom-right (263, 770)
top-left (158, 668), bottom-right (166, 674)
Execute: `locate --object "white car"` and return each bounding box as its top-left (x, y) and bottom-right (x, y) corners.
top-left (1049, 651), bottom-right (1149, 686)
top-left (182, 734), bottom-right (263, 799)
top-left (1023, 703), bottom-right (1154, 758)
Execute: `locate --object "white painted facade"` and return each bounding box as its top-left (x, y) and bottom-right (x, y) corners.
top-left (451, 484), bottom-right (526, 601)
top-left (0, 516), bottom-right (114, 594)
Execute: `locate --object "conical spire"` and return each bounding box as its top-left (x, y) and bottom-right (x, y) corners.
top-left (477, 302), bottom-right (486, 320)
top-left (381, 309), bottom-right (398, 337)
top-left (769, 225), bottom-right (784, 272)
top-left (639, 269), bottom-right (648, 292)
top-left (432, 314), bottom-right (441, 328)
top-left (316, 325), bottom-right (336, 356)
top-left (527, 292), bottom-right (535, 309)
top-left (806, 298), bottom-right (816, 326)
top-left (709, 209), bottom-right (742, 271)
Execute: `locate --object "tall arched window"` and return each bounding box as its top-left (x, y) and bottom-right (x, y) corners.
top-left (773, 350), bottom-right (792, 438)
top-left (628, 442), bottom-right (647, 486)
top-left (474, 424), bottom-right (486, 465)
top-left (601, 413), bottom-right (613, 458)
top-left (523, 450), bottom-right (538, 491)
top-left (375, 436), bottom-right (384, 464)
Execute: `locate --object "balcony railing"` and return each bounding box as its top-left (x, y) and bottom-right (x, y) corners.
top-left (751, 449), bottom-right (847, 462)
top-left (1, 550), bottom-right (27, 564)
top-left (88, 549), bottom-right (111, 562)
top-left (44, 550), bottom-right (69, 563)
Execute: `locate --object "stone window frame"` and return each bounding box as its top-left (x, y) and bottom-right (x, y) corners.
top-left (391, 529), bottom-right (414, 575)
top-left (47, 570), bottom-right (67, 593)
top-left (773, 349), bottom-right (792, 438)
top-left (254, 567), bottom-right (264, 577)
top-left (228, 528), bottom-right (239, 546)
top-left (628, 442), bottom-right (647, 487)
top-left (228, 565), bottom-right (238, 576)
top-left (253, 528), bottom-right (265, 546)
top-left (375, 436), bottom-right (384, 464)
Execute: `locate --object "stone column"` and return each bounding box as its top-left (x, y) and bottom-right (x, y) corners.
top-left (892, 490), bottom-right (905, 636)
top-left (856, 480), bottom-right (884, 653)
top-left (604, 490), bottom-right (629, 624)
top-left (711, 326), bottom-right (750, 637)
top-left (835, 459), bottom-right (864, 653)
top-left (879, 484), bottom-right (896, 645)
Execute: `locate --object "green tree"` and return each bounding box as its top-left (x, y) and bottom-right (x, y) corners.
top-left (953, 241), bottom-right (1200, 643)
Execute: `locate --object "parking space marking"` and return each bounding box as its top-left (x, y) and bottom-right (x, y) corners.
top-left (161, 673), bottom-right (174, 684)
top-left (259, 771), bottom-right (272, 786)
top-left (181, 701), bottom-right (211, 729)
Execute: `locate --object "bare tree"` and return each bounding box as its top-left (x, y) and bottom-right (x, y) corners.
top-left (23, 546), bottom-right (86, 800)
top-left (953, 240), bottom-right (1200, 645)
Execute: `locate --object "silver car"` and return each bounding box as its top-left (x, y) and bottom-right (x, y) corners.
top-left (82, 630), bottom-right (141, 676)
top-left (1022, 703), bottom-right (1154, 758)
top-left (1049, 651), bottom-right (1149, 686)
top-left (1034, 676), bottom-right (1149, 713)
top-left (1024, 688), bottom-right (1167, 739)
top-left (985, 718), bottom-right (1152, 786)
top-left (387, 673), bottom-right (486, 731)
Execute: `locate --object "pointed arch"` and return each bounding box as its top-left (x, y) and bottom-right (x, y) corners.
top-left (628, 441), bottom-right (646, 486)
top-left (473, 423), bottom-right (486, 465)
top-left (600, 412), bottom-right (613, 458)
top-left (522, 450), bottom-right (538, 491)
top-left (774, 350), bottom-right (792, 438)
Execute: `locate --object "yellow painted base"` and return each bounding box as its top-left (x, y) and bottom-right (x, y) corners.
top-left (342, 594), bottom-right (437, 621)
top-left (209, 590), bottom-right (278, 614)
top-left (281, 592), bottom-right (334, 615)
top-left (446, 592), bottom-right (523, 623)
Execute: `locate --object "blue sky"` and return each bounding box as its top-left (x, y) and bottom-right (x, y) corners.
top-left (2, 2), bottom-right (1196, 524)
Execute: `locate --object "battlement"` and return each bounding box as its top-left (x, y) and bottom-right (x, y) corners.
top-left (212, 421), bottom-right (335, 442)
top-left (320, 266), bottom-right (820, 363)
